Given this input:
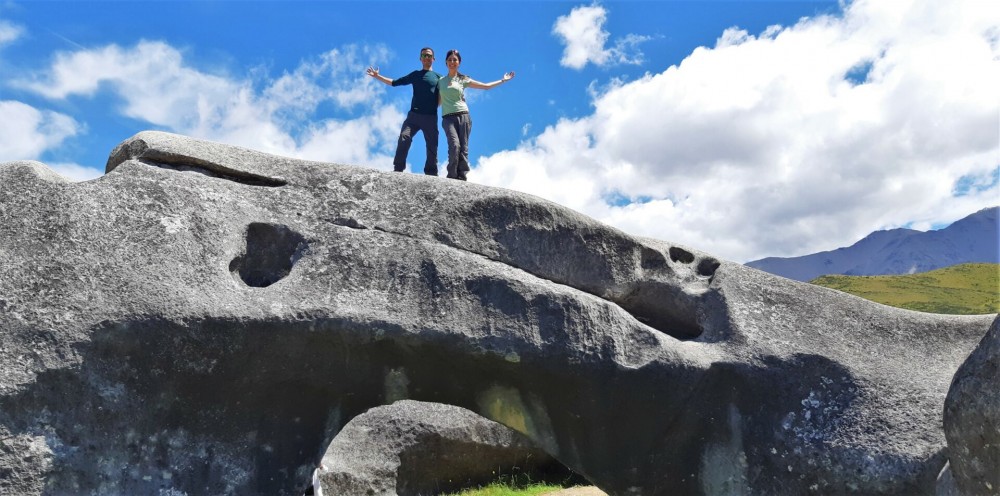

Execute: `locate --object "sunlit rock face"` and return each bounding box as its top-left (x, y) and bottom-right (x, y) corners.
top-left (0, 131), bottom-right (993, 495)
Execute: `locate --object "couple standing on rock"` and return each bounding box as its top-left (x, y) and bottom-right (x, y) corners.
top-left (366, 47), bottom-right (515, 181)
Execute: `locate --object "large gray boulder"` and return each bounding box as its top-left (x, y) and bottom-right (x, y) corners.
top-left (318, 400), bottom-right (571, 495)
top-left (943, 316), bottom-right (1000, 494)
top-left (0, 131), bottom-right (994, 495)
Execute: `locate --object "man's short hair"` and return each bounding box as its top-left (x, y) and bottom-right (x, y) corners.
top-left (420, 47), bottom-right (434, 56)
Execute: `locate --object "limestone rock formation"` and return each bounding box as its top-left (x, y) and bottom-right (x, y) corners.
top-left (943, 316), bottom-right (1000, 494)
top-left (0, 131), bottom-right (994, 495)
top-left (318, 400), bottom-right (572, 495)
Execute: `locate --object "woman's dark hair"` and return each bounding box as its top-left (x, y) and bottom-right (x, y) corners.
top-left (445, 49), bottom-right (469, 81)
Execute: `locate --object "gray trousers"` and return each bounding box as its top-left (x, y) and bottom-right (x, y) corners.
top-left (442, 112), bottom-right (472, 180)
top-left (393, 111), bottom-right (439, 175)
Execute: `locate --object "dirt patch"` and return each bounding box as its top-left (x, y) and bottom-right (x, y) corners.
top-left (540, 487), bottom-right (608, 496)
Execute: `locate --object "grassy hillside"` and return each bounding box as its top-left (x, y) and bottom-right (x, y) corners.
top-left (811, 263), bottom-right (999, 315)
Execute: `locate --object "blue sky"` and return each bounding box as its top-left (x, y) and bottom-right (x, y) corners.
top-left (1, 0), bottom-right (997, 262)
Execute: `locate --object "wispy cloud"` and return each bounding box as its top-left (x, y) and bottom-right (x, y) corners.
top-left (0, 20), bottom-right (24, 47)
top-left (552, 3), bottom-right (650, 70)
top-left (482, 0), bottom-right (1000, 262)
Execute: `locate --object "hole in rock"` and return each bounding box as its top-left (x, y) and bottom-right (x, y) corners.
top-left (669, 247), bottom-right (695, 264)
top-left (640, 247), bottom-right (667, 270)
top-left (230, 223), bottom-right (309, 287)
top-left (697, 258), bottom-right (720, 277)
top-left (623, 286), bottom-right (703, 340)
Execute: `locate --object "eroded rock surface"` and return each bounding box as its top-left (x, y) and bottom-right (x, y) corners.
top-left (0, 131), bottom-right (994, 495)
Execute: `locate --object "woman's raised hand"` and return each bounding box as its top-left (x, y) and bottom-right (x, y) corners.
top-left (502, 71), bottom-right (515, 82)
top-left (366, 66), bottom-right (380, 77)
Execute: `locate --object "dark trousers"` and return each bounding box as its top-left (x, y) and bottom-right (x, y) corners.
top-left (393, 111), bottom-right (439, 175)
top-left (442, 112), bottom-right (472, 180)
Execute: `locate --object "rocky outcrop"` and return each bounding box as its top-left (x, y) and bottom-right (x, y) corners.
top-left (318, 400), bottom-right (572, 495)
top-left (0, 131), bottom-right (994, 495)
top-left (943, 316), bottom-right (1000, 495)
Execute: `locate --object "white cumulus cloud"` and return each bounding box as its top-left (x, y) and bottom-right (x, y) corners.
top-left (0, 100), bottom-right (80, 161)
top-left (480, 0), bottom-right (1000, 262)
top-left (17, 40), bottom-right (403, 168)
top-left (47, 162), bottom-right (104, 182)
top-left (553, 3), bottom-right (649, 70)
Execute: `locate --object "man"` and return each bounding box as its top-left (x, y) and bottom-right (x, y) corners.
top-left (366, 47), bottom-right (441, 175)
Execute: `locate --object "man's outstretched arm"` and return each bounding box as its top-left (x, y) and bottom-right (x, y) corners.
top-left (366, 66), bottom-right (393, 85)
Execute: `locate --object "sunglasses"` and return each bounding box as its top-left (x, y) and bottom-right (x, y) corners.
top-left (421, 54), bottom-right (434, 59)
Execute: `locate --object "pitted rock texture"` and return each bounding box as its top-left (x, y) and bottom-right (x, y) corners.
top-left (943, 315), bottom-right (1000, 495)
top-left (318, 400), bottom-right (573, 495)
top-left (0, 131), bottom-right (994, 495)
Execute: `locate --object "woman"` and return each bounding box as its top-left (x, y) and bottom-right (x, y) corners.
top-left (437, 49), bottom-right (515, 180)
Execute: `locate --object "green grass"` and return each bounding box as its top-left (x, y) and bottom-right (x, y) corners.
top-left (442, 472), bottom-right (578, 496)
top-left (810, 263), bottom-right (999, 315)
top-left (444, 481), bottom-right (564, 496)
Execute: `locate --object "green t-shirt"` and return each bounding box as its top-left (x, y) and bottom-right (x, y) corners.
top-left (438, 75), bottom-right (471, 116)
top-left (392, 70), bottom-right (441, 116)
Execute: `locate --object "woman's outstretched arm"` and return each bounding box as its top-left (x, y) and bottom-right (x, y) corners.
top-left (467, 71), bottom-right (515, 90)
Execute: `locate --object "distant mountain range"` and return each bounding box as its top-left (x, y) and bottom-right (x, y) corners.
top-left (746, 207), bottom-right (999, 282)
